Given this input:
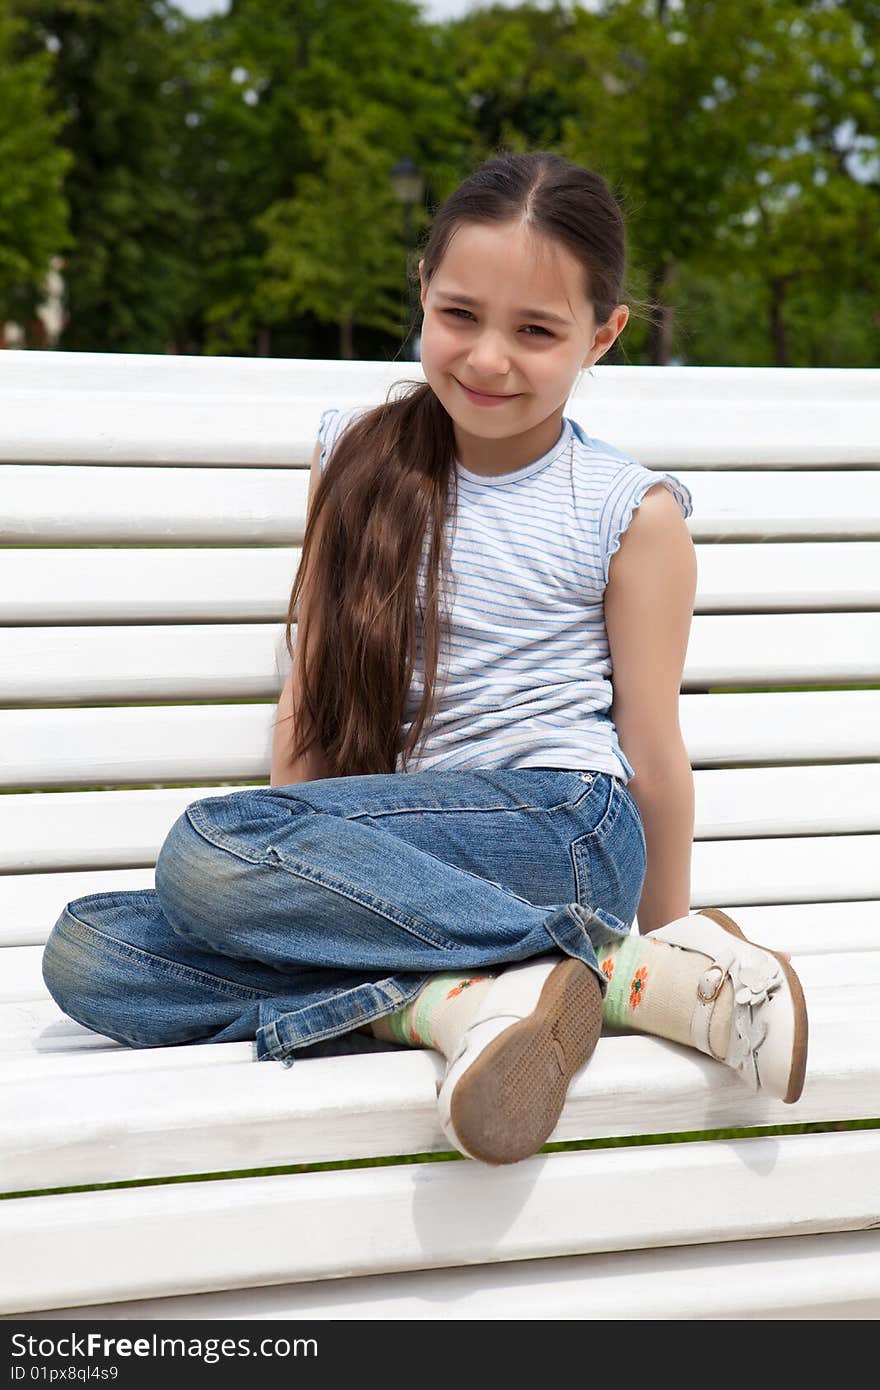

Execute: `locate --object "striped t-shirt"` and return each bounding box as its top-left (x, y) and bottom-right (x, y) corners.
top-left (315, 406), bottom-right (693, 783)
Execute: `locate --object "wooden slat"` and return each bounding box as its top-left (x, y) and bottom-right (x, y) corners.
top-left (3, 615), bottom-right (880, 709)
top-left (1, 354), bottom-right (877, 468)
top-left (8, 934), bottom-right (878, 1011)
top-left (689, 833), bottom-right (880, 904)
top-left (9, 936), bottom-right (880, 1010)
top-left (1, 541), bottom-right (877, 629)
top-left (4, 466), bottom-right (880, 543)
top-left (1, 466), bottom-right (308, 543)
top-left (1, 961), bottom-right (875, 1066)
top-left (1, 624), bottom-right (289, 704)
top-left (0, 869), bottom-right (155, 949)
top-left (0, 548), bottom-right (301, 624)
top-left (3, 690), bottom-right (879, 790)
top-left (2, 767), bottom-right (880, 877)
top-left (0, 705), bottom-right (270, 789)
top-left (3, 543), bottom-right (879, 625)
top-left (0, 785), bottom-right (248, 873)
top-left (693, 542), bottom-right (880, 611)
top-left (3, 833), bottom-right (880, 950)
top-left (0, 352), bottom-right (387, 467)
top-left (2, 1128), bottom-right (879, 1315)
top-left (2, 977), bottom-right (878, 1191)
top-left (15, 1229), bottom-right (880, 1321)
top-left (684, 613), bottom-right (880, 685)
top-left (2, 823), bottom-right (875, 951)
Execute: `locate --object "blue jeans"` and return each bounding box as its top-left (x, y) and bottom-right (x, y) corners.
top-left (41, 769), bottom-right (646, 1067)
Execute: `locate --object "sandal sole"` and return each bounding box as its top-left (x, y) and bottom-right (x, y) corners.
top-left (448, 958), bottom-right (604, 1165)
top-left (697, 907), bottom-right (809, 1104)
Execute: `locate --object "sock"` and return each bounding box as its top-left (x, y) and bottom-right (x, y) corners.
top-left (598, 929), bottom-right (734, 1055)
top-left (366, 973), bottom-right (497, 1058)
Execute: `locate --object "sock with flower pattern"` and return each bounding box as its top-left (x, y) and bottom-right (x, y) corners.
top-left (366, 973), bottom-right (497, 1057)
top-left (597, 929), bottom-right (734, 1053)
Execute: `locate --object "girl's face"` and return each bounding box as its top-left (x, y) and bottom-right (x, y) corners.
top-left (419, 220), bottom-right (627, 462)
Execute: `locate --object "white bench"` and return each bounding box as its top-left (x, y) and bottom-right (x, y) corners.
top-left (2, 351), bottom-right (879, 1321)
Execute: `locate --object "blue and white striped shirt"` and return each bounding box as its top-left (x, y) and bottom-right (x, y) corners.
top-left (316, 406), bottom-right (693, 783)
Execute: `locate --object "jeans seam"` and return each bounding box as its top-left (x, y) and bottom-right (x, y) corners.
top-left (568, 779), bottom-right (624, 904)
top-left (349, 793), bottom-right (587, 819)
top-left (188, 801), bottom-right (503, 953)
top-left (262, 846), bottom-right (460, 952)
top-left (184, 802), bottom-right (276, 865)
top-left (57, 911), bottom-right (274, 1001)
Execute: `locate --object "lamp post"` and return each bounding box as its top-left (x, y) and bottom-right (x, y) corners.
top-left (390, 155), bottom-right (424, 360)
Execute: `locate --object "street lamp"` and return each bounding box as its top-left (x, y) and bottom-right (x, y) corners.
top-left (390, 155), bottom-right (424, 359)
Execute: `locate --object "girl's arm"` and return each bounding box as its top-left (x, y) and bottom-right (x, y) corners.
top-left (270, 439), bottom-right (333, 788)
top-left (603, 484), bottom-right (698, 935)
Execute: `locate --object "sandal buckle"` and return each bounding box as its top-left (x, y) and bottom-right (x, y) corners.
top-left (697, 965), bottom-right (727, 1003)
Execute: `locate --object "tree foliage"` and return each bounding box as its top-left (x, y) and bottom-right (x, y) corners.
top-left (2, 0), bottom-right (876, 364)
top-left (0, 1), bottom-right (71, 328)
top-left (11, 0), bottom-right (199, 351)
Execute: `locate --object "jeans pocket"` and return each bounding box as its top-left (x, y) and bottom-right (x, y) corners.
top-left (570, 778), bottom-right (646, 930)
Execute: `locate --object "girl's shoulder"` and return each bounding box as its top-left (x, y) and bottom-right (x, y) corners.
top-left (565, 416), bottom-right (694, 585)
top-left (568, 415), bottom-right (693, 517)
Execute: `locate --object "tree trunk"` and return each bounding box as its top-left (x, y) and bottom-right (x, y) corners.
top-left (340, 317), bottom-right (355, 359)
top-left (769, 279), bottom-right (791, 366)
top-left (647, 261), bottom-right (677, 364)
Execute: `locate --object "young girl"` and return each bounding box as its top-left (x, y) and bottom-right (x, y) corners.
top-left (42, 151), bottom-right (808, 1167)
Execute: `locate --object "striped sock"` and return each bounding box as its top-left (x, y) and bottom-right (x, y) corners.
top-left (597, 931), bottom-right (734, 1054)
top-left (368, 973), bottom-right (497, 1058)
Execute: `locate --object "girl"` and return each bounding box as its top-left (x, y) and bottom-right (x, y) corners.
top-left (42, 151), bottom-right (808, 1167)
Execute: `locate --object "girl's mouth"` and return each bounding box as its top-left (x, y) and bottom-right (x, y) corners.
top-left (457, 380), bottom-right (520, 406)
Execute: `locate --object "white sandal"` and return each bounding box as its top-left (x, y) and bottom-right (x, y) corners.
top-left (436, 954), bottom-right (604, 1164)
top-left (650, 907), bottom-right (809, 1103)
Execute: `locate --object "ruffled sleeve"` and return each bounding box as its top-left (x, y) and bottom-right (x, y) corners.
top-left (316, 405), bottom-right (371, 475)
top-left (598, 464), bottom-right (693, 585)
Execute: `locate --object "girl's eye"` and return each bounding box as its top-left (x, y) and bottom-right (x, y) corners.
top-left (440, 308), bottom-right (553, 338)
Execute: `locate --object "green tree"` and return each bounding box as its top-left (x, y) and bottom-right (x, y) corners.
top-left (0, 1), bottom-right (71, 334)
top-left (187, 0), bottom-right (460, 356)
top-left (253, 106), bottom-right (418, 360)
top-left (13, 0), bottom-right (199, 352)
top-left (553, 0), bottom-right (877, 365)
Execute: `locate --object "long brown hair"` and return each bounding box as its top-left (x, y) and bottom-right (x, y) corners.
top-left (283, 149), bottom-right (640, 778)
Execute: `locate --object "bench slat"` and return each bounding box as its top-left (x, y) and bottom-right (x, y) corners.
top-left (3, 543), bottom-right (878, 623)
top-left (9, 936), bottom-right (880, 1008)
top-left (15, 1228), bottom-right (879, 1322)
top-left (3, 1128), bottom-right (879, 1315)
top-left (4, 466), bottom-right (879, 541)
top-left (3, 691), bottom-right (879, 790)
top-left (2, 835), bottom-right (878, 950)
top-left (3, 766), bottom-right (879, 877)
top-left (3, 615), bottom-right (880, 707)
top-left (2, 988), bottom-right (878, 1190)
top-left (3, 834), bottom-right (876, 951)
top-left (1, 356), bottom-right (877, 468)
top-left (2, 466), bottom-right (308, 542)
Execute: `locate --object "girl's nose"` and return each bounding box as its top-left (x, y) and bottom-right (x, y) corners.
top-left (467, 332), bottom-right (511, 374)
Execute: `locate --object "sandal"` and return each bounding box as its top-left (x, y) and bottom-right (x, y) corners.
top-left (436, 954), bottom-right (604, 1164)
top-left (650, 907), bottom-right (809, 1103)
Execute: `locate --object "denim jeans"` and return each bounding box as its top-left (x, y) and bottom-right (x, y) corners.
top-left (41, 768), bottom-right (647, 1067)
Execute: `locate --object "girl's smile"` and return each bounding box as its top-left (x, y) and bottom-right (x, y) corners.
top-left (455, 378), bottom-right (522, 406)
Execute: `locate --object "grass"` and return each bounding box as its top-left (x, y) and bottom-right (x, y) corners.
top-left (5, 1118), bottom-right (879, 1202)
